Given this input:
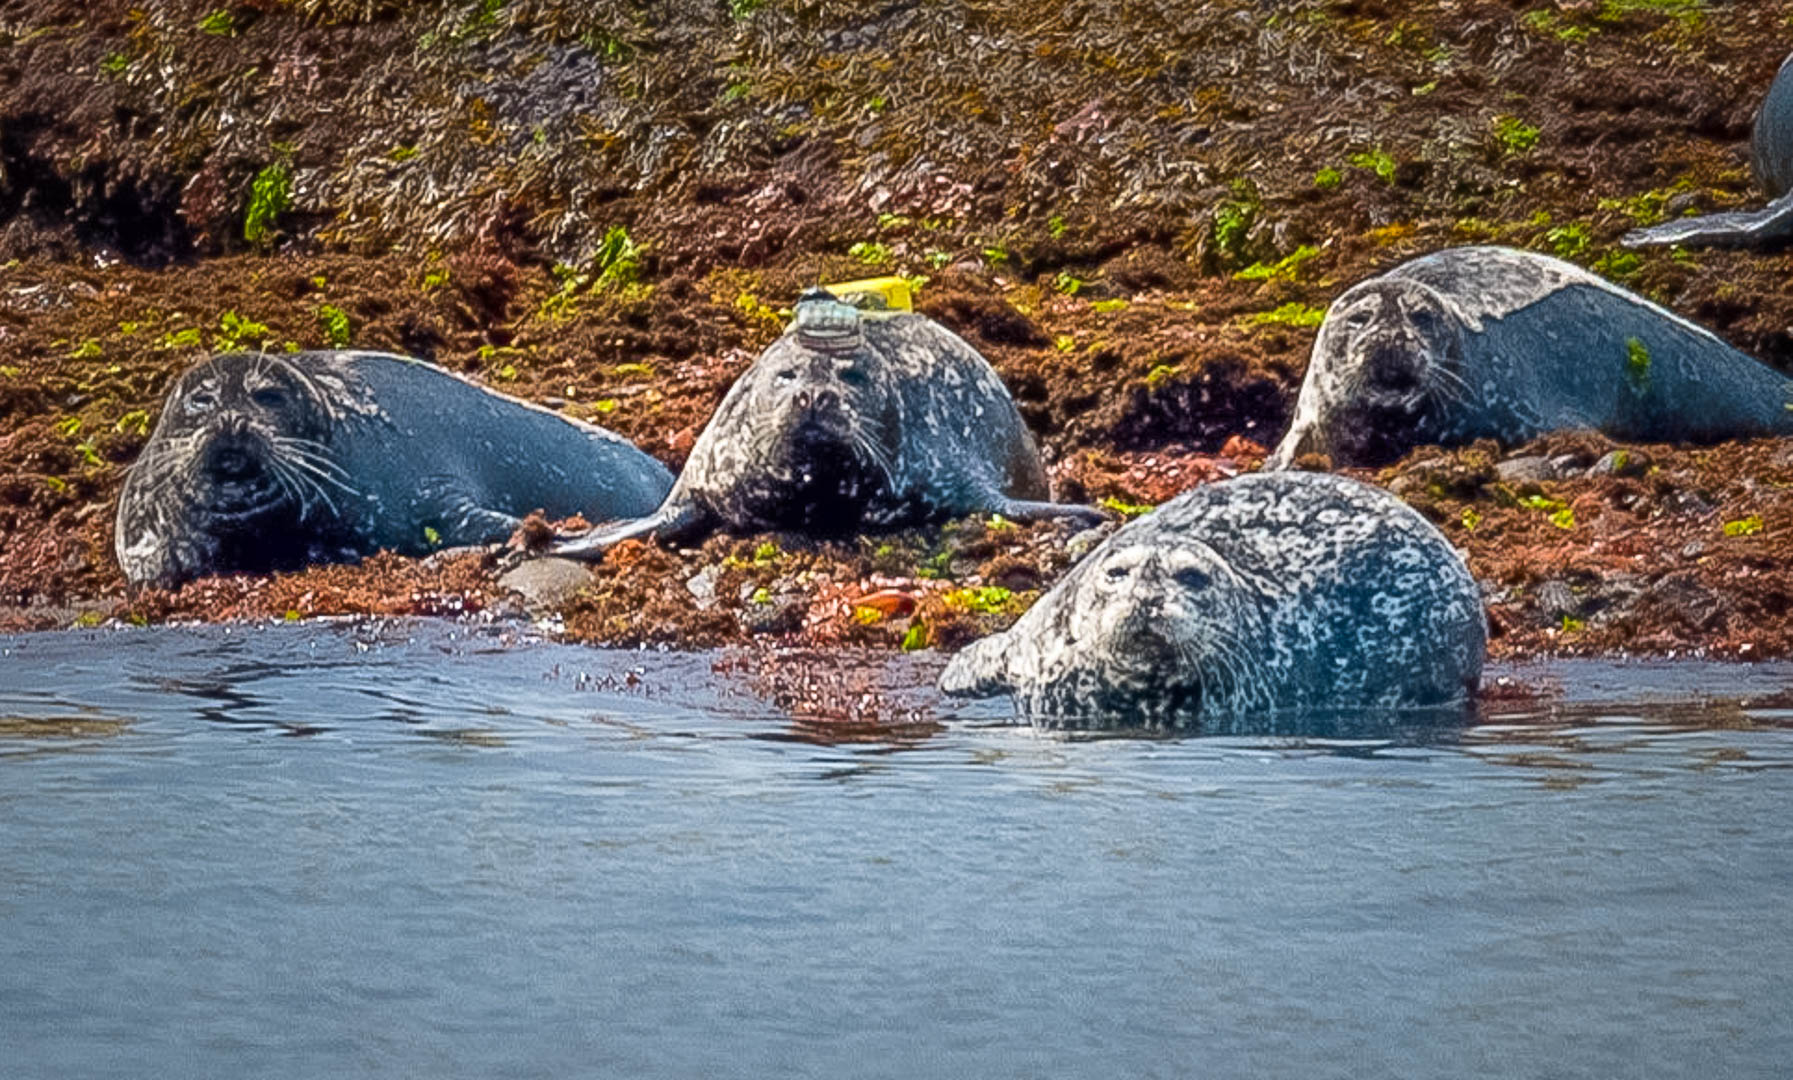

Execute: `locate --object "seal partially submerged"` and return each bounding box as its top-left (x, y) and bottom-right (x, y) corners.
top-left (116, 350), bottom-right (673, 587)
top-left (1266, 246), bottom-right (1793, 469)
top-left (939, 472), bottom-right (1486, 730)
top-left (1624, 51), bottom-right (1793, 249)
top-left (553, 289), bottom-right (1101, 557)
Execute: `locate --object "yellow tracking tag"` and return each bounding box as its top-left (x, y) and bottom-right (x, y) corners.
top-left (819, 276), bottom-right (914, 312)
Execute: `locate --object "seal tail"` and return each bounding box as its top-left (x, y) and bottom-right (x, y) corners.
top-left (550, 500), bottom-right (708, 561)
top-left (1621, 190), bottom-right (1793, 250)
top-left (938, 633), bottom-right (1014, 698)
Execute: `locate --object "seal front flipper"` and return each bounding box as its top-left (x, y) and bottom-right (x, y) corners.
top-left (938, 632), bottom-right (1016, 697)
top-left (409, 480), bottom-right (524, 548)
top-left (550, 500), bottom-right (711, 561)
top-left (1620, 190), bottom-right (1793, 250)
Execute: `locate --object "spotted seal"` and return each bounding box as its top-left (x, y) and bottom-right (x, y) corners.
top-left (552, 289), bottom-right (1101, 557)
top-left (1266, 246), bottom-right (1793, 469)
top-left (1624, 51), bottom-right (1793, 249)
top-left (939, 471), bottom-right (1486, 730)
top-left (116, 350), bottom-right (674, 587)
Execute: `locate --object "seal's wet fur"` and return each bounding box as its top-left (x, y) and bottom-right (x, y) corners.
top-left (1623, 51), bottom-right (1793, 250)
top-left (940, 472), bottom-right (1487, 730)
top-left (1268, 246), bottom-right (1793, 469)
top-left (116, 350), bottom-right (673, 587)
top-left (554, 290), bottom-right (1101, 557)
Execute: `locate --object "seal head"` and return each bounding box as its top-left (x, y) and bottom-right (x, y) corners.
top-left (1270, 278), bottom-right (1468, 468)
top-left (116, 354), bottom-right (358, 584)
top-left (730, 291), bottom-right (903, 534)
top-left (1053, 536), bottom-right (1266, 718)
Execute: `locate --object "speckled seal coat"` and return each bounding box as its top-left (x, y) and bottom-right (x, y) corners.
top-left (1624, 51), bottom-right (1793, 249)
top-left (116, 350), bottom-right (673, 587)
top-left (554, 290), bottom-right (1100, 557)
top-left (1267, 246), bottom-right (1793, 469)
top-left (939, 471), bottom-right (1487, 730)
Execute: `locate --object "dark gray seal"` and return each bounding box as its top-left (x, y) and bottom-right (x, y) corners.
top-left (1624, 51), bottom-right (1793, 249)
top-left (553, 289), bottom-right (1101, 557)
top-left (939, 471), bottom-right (1487, 730)
top-left (116, 350), bottom-right (673, 587)
top-left (1267, 245), bottom-right (1793, 469)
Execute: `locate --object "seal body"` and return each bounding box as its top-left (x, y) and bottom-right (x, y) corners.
top-left (1624, 51), bottom-right (1793, 249)
top-left (115, 350), bottom-right (673, 587)
top-left (1267, 246), bottom-right (1793, 469)
top-left (939, 472), bottom-right (1487, 730)
top-left (554, 290), bottom-right (1100, 557)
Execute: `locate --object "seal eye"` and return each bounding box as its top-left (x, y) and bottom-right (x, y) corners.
top-left (838, 367), bottom-right (869, 387)
top-left (777, 368), bottom-right (798, 382)
top-left (1408, 309), bottom-right (1439, 332)
top-left (184, 391), bottom-right (217, 414)
top-left (1105, 564), bottom-right (1130, 582)
top-left (251, 387), bottom-right (288, 409)
top-left (1173, 567), bottom-right (1211, 591)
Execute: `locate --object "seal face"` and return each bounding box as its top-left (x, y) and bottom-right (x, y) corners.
top-left (116, 351), bottom-right (673, 587)
top-left (939, 471), bottom-right (1488, 730)
top-left (1267, 246), bottom-right (1793, 469)
top-left (1623, 50), bottom-right (1793, 249)
top-left (553, 290), bottom-right (1102, 558)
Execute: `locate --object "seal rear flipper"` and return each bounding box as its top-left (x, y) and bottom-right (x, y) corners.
top-left (987, 495), bottom-right (1110, 528)
top-left (938, 632), bottom-right (1015, 697)
top-left (1621, 190), bottom-right (1793, 249)
top-left (550, 500), bottom-right (710, 561)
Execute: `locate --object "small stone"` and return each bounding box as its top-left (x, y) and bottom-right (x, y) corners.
top-left (1585, 449), bottom-right (1650, 478)
top-left (1681, 541), bottom-right (1706, 560)
top-left (685, 565), bottom-right (721, 610)
top-left (1663, 191), bottom-right (1705, 217)
top-left (1065, 524), bottom-right (1114, 559)
top-left (1534, 579), bottom-right (1579, 621)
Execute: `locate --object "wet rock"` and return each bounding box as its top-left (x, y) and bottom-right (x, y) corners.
top-left (498, 557), bottom-right (592, 614)
top-left (1642, 572), bottom-right (1725, 633)
top-left (1496, 455), bottom-right (1554, 483)
top-left (1662, 489), bottom-right (1719, 518)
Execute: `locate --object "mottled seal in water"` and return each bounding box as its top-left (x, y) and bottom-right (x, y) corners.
top-left (116, 350), bottom-right (673, 587)
top-left (1266, 246), bottom-right (1793, 469)
top-left (1624, 51), bottom-right (1793, 249)
top-left (553, 289), bottom-right (1101, 557)
top-left (939, 472), bottom-right (1486, 730)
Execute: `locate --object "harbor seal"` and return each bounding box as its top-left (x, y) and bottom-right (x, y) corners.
top-left (552, 288), bottom-right (1102, 557)
top-left (115, 350), bottom-right (674, 587)
top-left (1266, 246), bottom-right (1793, 469)
top-left (939, 471), bottom-right (1487, 730)
top-left (1624, 51), bottom-right (1793, 249)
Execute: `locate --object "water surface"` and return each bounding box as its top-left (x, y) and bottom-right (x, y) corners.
top-left (2, 624), bottom-right (1790, 1079)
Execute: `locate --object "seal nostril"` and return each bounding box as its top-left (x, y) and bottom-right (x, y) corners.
top-left (796, 390), bottom-right (813, 411)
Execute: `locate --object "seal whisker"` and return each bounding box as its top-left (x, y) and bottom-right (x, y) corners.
top-left (277, 454), bottom-right (353, 509)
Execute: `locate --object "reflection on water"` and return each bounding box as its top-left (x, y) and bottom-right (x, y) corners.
top-left (1, 623), bottom-right (1790, 1079)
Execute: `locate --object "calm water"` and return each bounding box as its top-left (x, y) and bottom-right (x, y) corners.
top-left (2, 623), bottom-right (1790, 1079)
